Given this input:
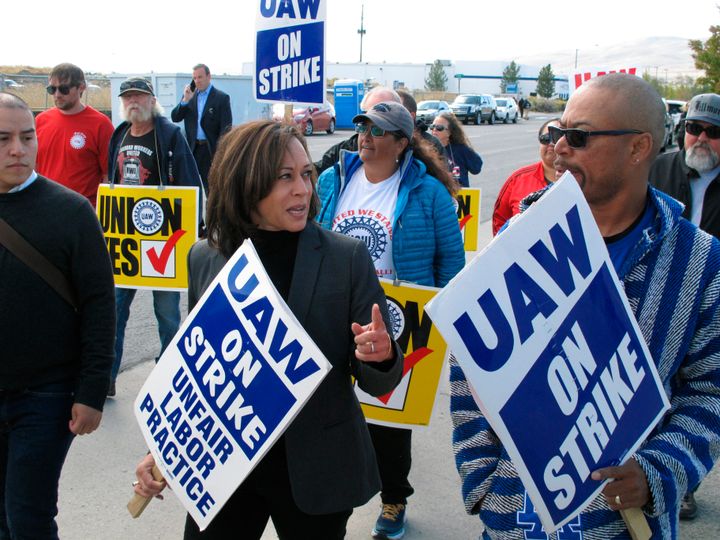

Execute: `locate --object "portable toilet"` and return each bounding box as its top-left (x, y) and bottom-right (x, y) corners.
top-left (334, 79), bottom-right (365, 129)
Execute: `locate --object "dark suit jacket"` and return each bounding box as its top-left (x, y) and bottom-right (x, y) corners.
top-left (187, 222), bottom-right (403, 514)
top-left (171, 85), bottom-right (232, 155)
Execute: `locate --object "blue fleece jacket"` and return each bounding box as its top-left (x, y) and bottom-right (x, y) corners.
top-left (316, 150), bottom-right (465, 287)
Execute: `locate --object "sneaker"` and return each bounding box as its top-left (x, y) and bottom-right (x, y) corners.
top-left (680, 492), bottom-right (698, 520)
top-left (372, 503), bottom-right (407, 539)
top-left (107, 380), bottom-right (116, 398)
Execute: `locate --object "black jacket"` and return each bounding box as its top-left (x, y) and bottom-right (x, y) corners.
top-left (649, 149), bottom-right (720, 239)
top-left (171, 85), bottom-right (232, 156)
top-left (108, 115), bottom-right (202, 189)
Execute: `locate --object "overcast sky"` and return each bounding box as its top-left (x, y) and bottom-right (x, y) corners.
top-left (4, 0), bottom-right (715, 74)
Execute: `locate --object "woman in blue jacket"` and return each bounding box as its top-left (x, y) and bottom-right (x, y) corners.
top-left (316, 101), bottom-right (465, 539)
top-left (430, 111), bottom-right (483, 188)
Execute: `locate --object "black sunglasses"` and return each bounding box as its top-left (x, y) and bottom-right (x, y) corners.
top-left (548, 125), bottom-right (644, 148)
top-left (685, 121), bottom-right (720, 140)
top-left (429, 124), bottom-right (448, 132)
top-left (538, 133), bottom-right (552, 145)
top-left (355, 123), bottom-right (387, 137)
top-left (46, 84), bottom-right (76, 95)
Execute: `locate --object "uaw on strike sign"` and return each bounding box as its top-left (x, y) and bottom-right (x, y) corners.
top-left (97, 184), bottom-right (199, 290)
top-left (426, 175), bottom-right (669, 532)
top-left (134, 241), bottom-right (331, 530)
top-left (357, 279), bottom-right (448, 427)
top-left (255, 0), bottom-right (326, 104)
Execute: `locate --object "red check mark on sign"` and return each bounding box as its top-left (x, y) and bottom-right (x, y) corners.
top-left (376, 347), bottom-right (433, 405)
top-left (146, 229), bottom-right (186, 274)
top-left (458, 214), bottom-right (473, 230)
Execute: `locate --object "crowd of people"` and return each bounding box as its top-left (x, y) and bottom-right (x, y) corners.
top-left (1, 62), bottom-right (720, 540)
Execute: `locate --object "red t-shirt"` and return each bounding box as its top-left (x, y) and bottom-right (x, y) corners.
top-left (492, 161), bottom-right (551, 235)
top-left (35, 106), bottom-right (114, 207)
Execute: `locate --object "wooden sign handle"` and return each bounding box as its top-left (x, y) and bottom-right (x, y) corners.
top-left (620, 508), bottom-right (651, 540)
top-left (127, 465), bottom-right (164, 518)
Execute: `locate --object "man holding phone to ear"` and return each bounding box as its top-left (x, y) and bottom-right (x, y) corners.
top-left (171, 63), bottom-right (232, 192)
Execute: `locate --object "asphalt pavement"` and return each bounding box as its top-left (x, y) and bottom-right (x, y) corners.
top-left (56, 117), bottom-right (720, 539)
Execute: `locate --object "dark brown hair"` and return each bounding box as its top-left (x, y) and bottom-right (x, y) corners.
top-left (49, 63), bottom-right (85, 86)
top-left (396, 131), bottom-right (459, 197)
top-left (206, 120), bottom-right (319, 258)
top-left (437, 112), bottom-right (471, 147)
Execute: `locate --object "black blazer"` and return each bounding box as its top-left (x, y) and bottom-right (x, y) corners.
top-left (171, 85), bottom-right (232, 155)
top-left (187, 223), bottom-right (403, 514)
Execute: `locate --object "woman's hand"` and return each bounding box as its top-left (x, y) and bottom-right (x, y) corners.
top-left (352, 304), bottom-right (394, 363)
top-left (134, 454), bottom-right (166, 499)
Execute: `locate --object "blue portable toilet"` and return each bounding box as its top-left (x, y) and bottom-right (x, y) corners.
top-left (334, 79), bottom-right (365, 129)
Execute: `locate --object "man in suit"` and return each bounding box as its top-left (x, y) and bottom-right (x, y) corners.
top-left (171, 64), bottom-right (232, 192)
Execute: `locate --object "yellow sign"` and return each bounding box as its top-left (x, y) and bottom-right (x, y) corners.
top-left (96, 184), bottom-right (199, 290)
top-left (357, 279), bottom-right (448, 427)
top-left (456, 187), bottom-right (481, 252)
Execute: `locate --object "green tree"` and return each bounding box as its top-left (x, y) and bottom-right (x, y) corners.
top-left (536, 64), bottom-right (555, 98)
top-left (689, 12), bottom-right (720, 92)
top-left (501, 61), bottom-right (520, 93)
top-left (425, 60), bottom-right (448, 91)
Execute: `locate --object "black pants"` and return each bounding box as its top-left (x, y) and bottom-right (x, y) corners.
top-left (183, 440), bottom-right (352, 540)
top-left (193, 142), bottom-right (212, 193)
top-left (368, 424), bottom-right (414, 505)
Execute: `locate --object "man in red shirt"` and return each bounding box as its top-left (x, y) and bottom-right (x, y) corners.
top-left (35, 63), bottom-right (113, 207)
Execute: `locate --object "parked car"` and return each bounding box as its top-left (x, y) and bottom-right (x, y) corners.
top-left (2, 79), bottom-right (23, 89)
top-left (450, 94), bottom-right (498, 125)
top-left (272, 102), bottom-right (336, 135)
top-left (666, 99), bottom-right (687, 127)
top-left (416, 100), bottom-right (451, 125)
top-left (494, 97), bottom-right (518, 124)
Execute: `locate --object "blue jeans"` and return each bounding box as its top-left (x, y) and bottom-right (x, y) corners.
top-left (0, 380), bottom-right (75, 540)
top-left (112, 288), bottom-right (180, 381)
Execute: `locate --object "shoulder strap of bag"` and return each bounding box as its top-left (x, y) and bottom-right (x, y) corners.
top-left (0, 217), bottom-right (78, 310)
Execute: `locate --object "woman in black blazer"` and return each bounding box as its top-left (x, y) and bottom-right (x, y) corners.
top-left (134, 120), bottom-right (403, 539)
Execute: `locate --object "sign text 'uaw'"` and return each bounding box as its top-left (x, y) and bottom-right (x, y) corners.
top-left (254, 0), bottom-right (326, 104)
top-left (134, 241), bottom-right (331, 530)
top-left (425, 175), bottom-right (669, 532)
top-left (97, 184), bottom-right (199, 290)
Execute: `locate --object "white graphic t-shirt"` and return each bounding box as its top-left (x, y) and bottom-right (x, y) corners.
top-left (332, 167), bottom-right (401, 279)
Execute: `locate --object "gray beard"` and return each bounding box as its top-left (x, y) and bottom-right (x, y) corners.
top-left (686, 142), bottom-right (720, 173)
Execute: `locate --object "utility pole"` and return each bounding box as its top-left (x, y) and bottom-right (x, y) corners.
top-left (358, 3), bottom-right (366, 63)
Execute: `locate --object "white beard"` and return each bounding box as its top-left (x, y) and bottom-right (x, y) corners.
top-left (686, 141), bottom-right (720, 173)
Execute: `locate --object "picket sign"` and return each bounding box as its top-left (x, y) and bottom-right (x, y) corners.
top-left (425, 174), bottom-right (667, 534)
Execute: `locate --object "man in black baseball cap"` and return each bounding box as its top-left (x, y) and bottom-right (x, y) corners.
top-left (105, 77), bottom-right (202, 397)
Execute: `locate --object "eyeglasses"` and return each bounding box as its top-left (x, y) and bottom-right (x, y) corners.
top-left (547, 125), bottom-right (644, 148)
top-left (355, 123), bottom-right (387, 137)
top-left (685, 121), bottom-right (720, 140)
top-left (538, 133), bottom-right (552, 145)
top-left (46, 84), bottom-right (76, 95)
top-left (429, 124), bottom-right (448, 132)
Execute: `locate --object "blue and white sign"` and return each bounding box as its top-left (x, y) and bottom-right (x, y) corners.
top-left (134, 241), bottom-right (331, 530)
top-left (425, 175), bottom-right (670, 532)
top-left (255, 0), bottom-right (326, 104)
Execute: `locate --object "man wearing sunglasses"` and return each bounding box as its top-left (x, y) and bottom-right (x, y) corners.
top-left (35, 63), bottom-right (113, 207)
top-left (451, 73), bottom-right (720, 539)
top-left (647, 93), bottom-right (720, 521)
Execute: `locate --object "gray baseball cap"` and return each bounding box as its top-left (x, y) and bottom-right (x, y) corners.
top-left (686, 93), bottom-right (720, 127)
top-left (353, 101), bottom-right (414, 140)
